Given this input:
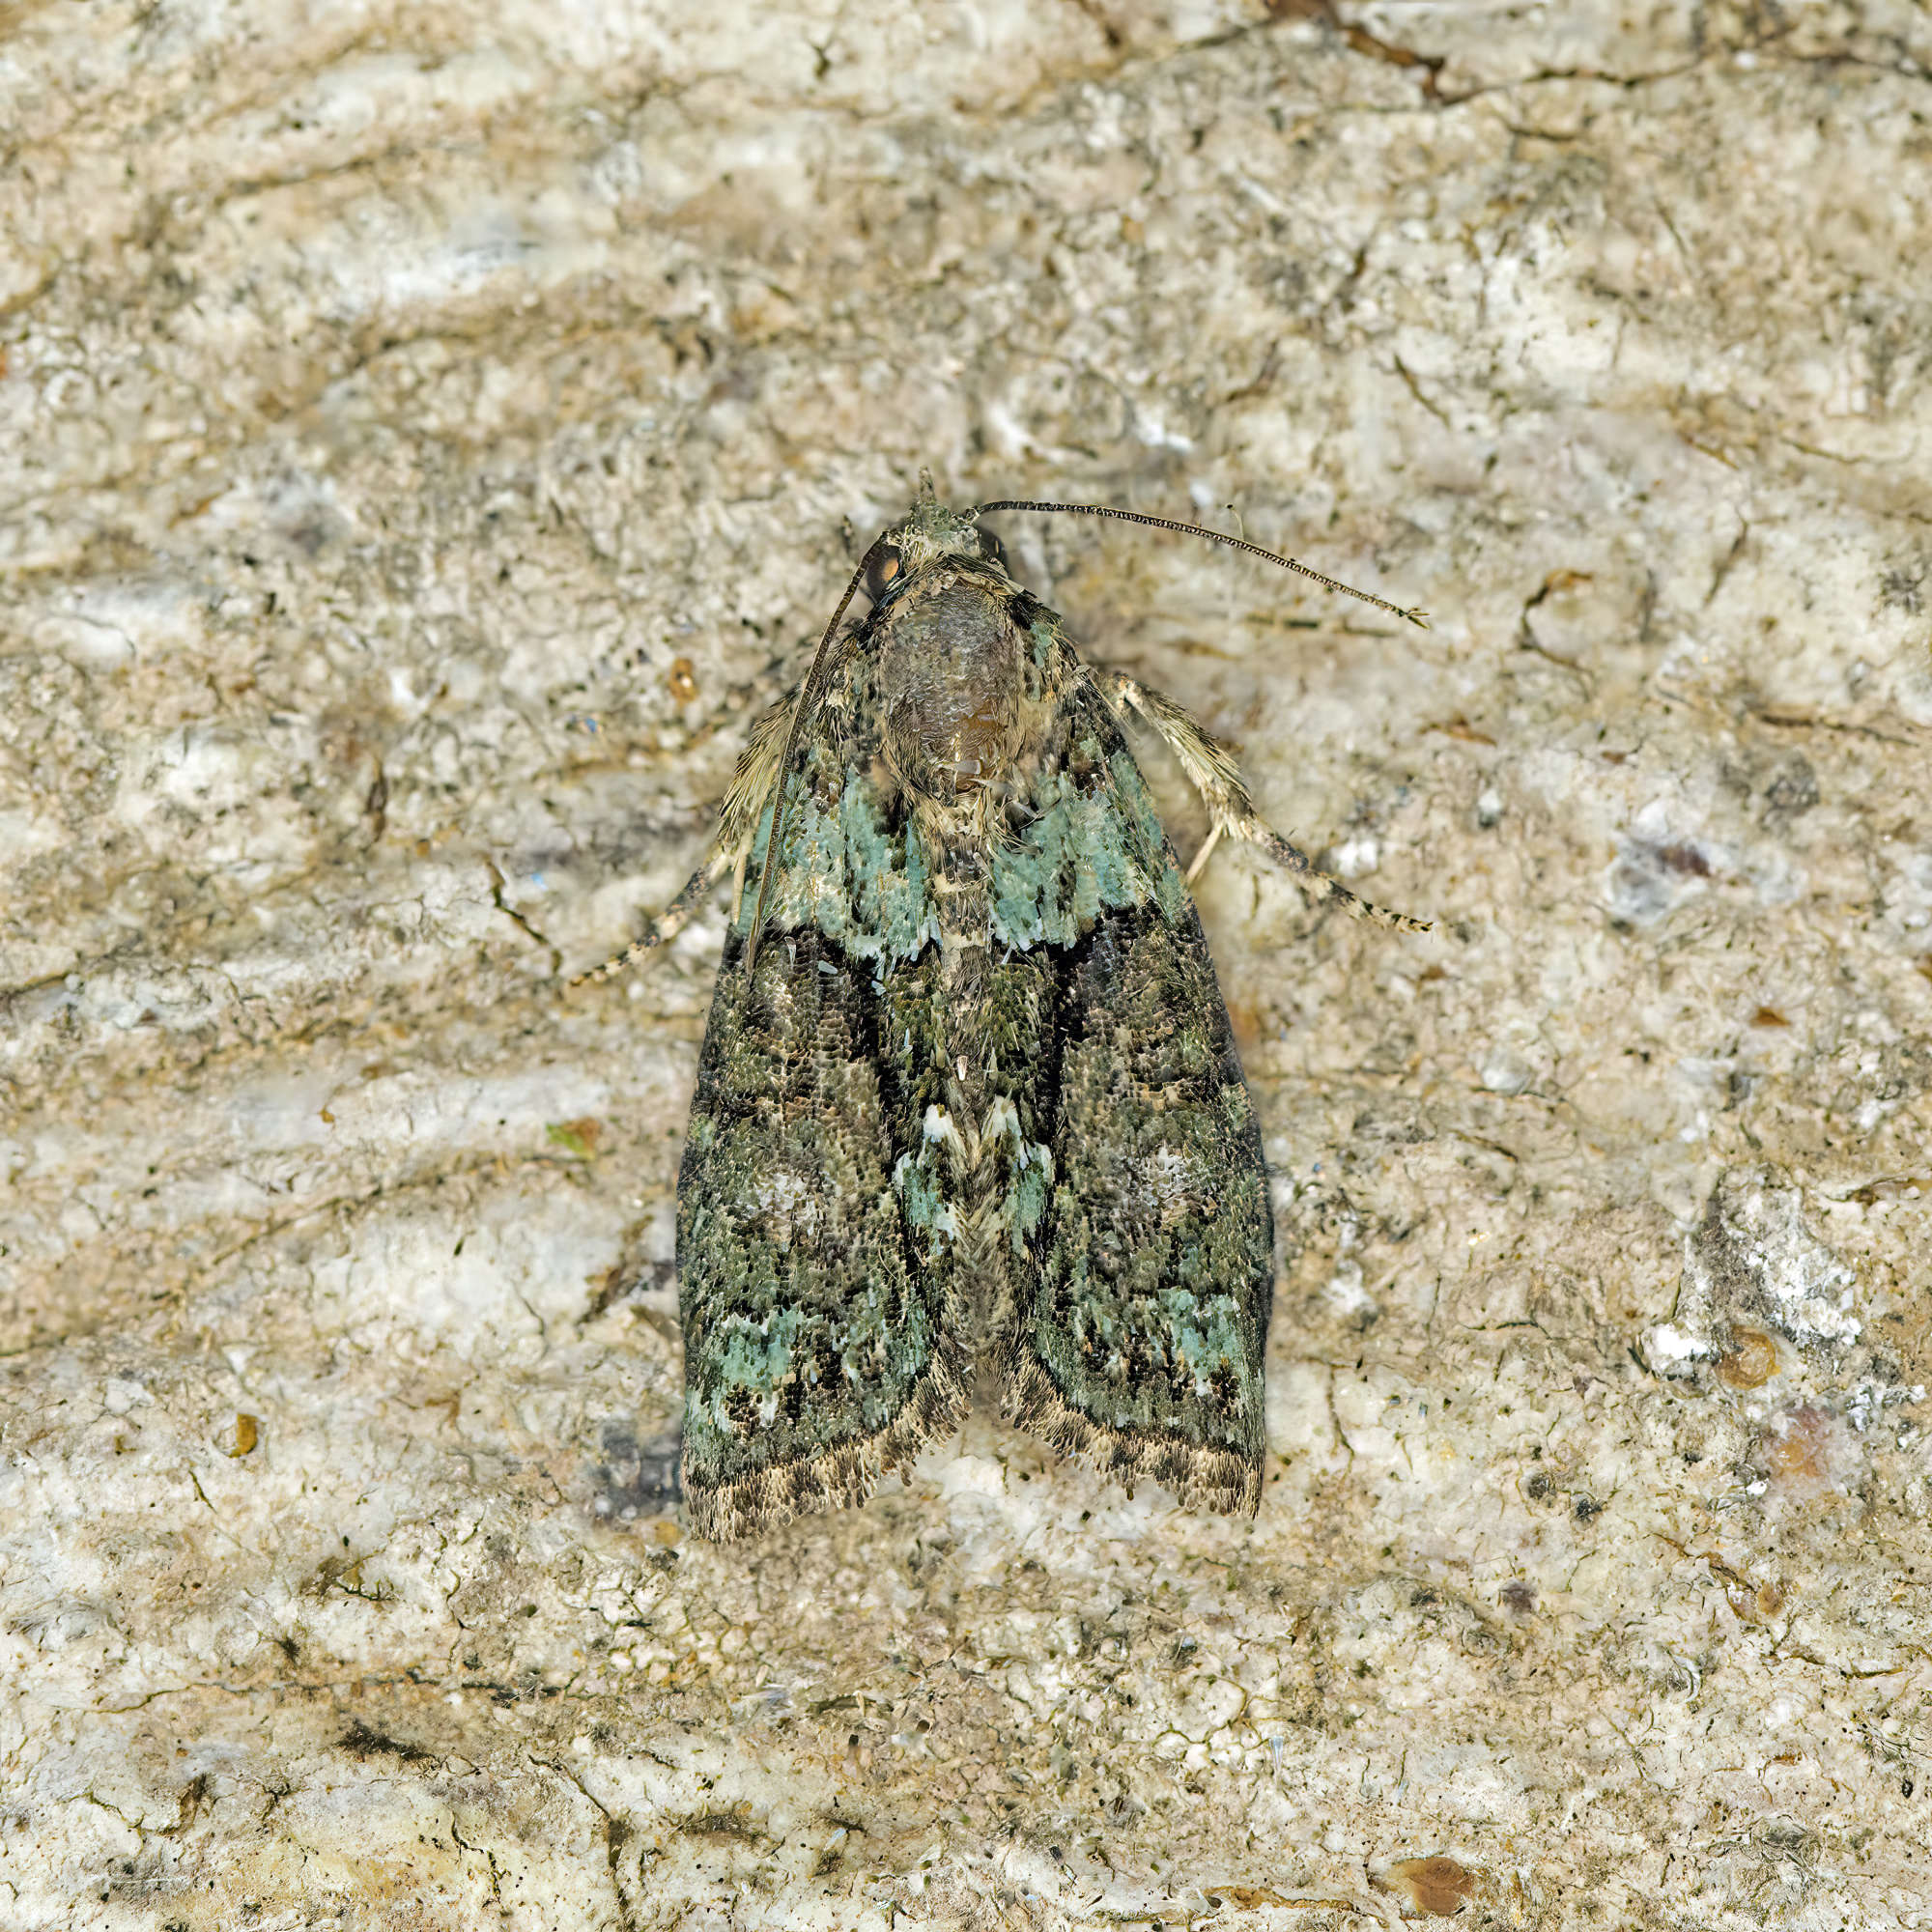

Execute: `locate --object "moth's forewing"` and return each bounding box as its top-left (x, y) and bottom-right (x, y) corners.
top-left (676, 682), bottom-right (968, 1543)
top-left (987, 652), bottom-right (1271, 1514)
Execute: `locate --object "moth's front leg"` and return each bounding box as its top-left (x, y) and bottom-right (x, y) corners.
top-left (572, 690), bottom-right (800, 986)
top-left (1089, 664), bottom-right (1431, 935)
top-left (570, 847), bottom-right (737, 985)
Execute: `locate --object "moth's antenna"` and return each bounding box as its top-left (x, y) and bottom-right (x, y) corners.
top-left (742, 540), bottom-right (886, 976)
top-left (972, 499), bottom-right (1429, 629)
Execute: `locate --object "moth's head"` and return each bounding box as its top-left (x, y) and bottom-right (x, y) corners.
top-left (864, 497), bottom-right (1012, 606)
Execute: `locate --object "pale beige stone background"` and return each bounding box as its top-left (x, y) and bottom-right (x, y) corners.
top-left (3, 2), bottom-right (1931, 1926)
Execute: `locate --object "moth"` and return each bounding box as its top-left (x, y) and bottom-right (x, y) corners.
top-left (583, 478), bottom-right (1427, 1542)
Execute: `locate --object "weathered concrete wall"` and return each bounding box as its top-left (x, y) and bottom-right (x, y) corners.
top-left (3, 3), bottom-right (1929, 1926)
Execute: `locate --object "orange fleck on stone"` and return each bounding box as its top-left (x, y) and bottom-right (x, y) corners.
top-left (1225, 997), bottom-right (1264, 1057)
top-left (1717, 1328), bottom-right (1779, 1389)
top-left (1750, 1005), bottom-right (1790, 1027)
top-left (1764, 1405), bottom-right (1853, 1501)
top-left (667, 656), bottom-right (699, 703)
top-left (227, 1414), bottom-right (260, 1458)
top-left (1385, 1856), bottom-right (1476, 1917)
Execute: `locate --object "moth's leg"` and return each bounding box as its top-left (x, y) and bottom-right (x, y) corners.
top-left (570, 847), bottom-right (736, 986)
top-left (574, 689), bottom-right (801, 987)
top-left (1090, 665), bottom-right (1431, 935)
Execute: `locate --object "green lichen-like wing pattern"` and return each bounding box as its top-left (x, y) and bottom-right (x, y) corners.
top-left (677, 599), bottom-right (1272, 1536)
top-left (676, 665), bottom-right (968, 1542)
top-left (996, 671), bottom-right (1274, 1516)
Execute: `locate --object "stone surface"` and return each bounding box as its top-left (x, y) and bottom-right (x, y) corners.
top-left (3, 3), bottom-right (1931, 1927)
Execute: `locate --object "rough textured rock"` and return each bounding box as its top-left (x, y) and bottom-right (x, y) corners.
top-left (3, 3), bottom-right (1930, 1927)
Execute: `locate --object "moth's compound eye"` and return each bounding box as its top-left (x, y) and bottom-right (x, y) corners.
top-left (864, 543), bottom-right (904, 602)
top-left (977, 527), bottom-right (1012, 576)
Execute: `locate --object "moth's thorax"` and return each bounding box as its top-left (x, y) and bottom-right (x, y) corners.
top-left (872, 560), bottom-right (1023, 797)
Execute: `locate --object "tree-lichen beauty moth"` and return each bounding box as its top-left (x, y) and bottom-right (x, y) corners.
top-left (579, 474), bottom-right (1429, 1543)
